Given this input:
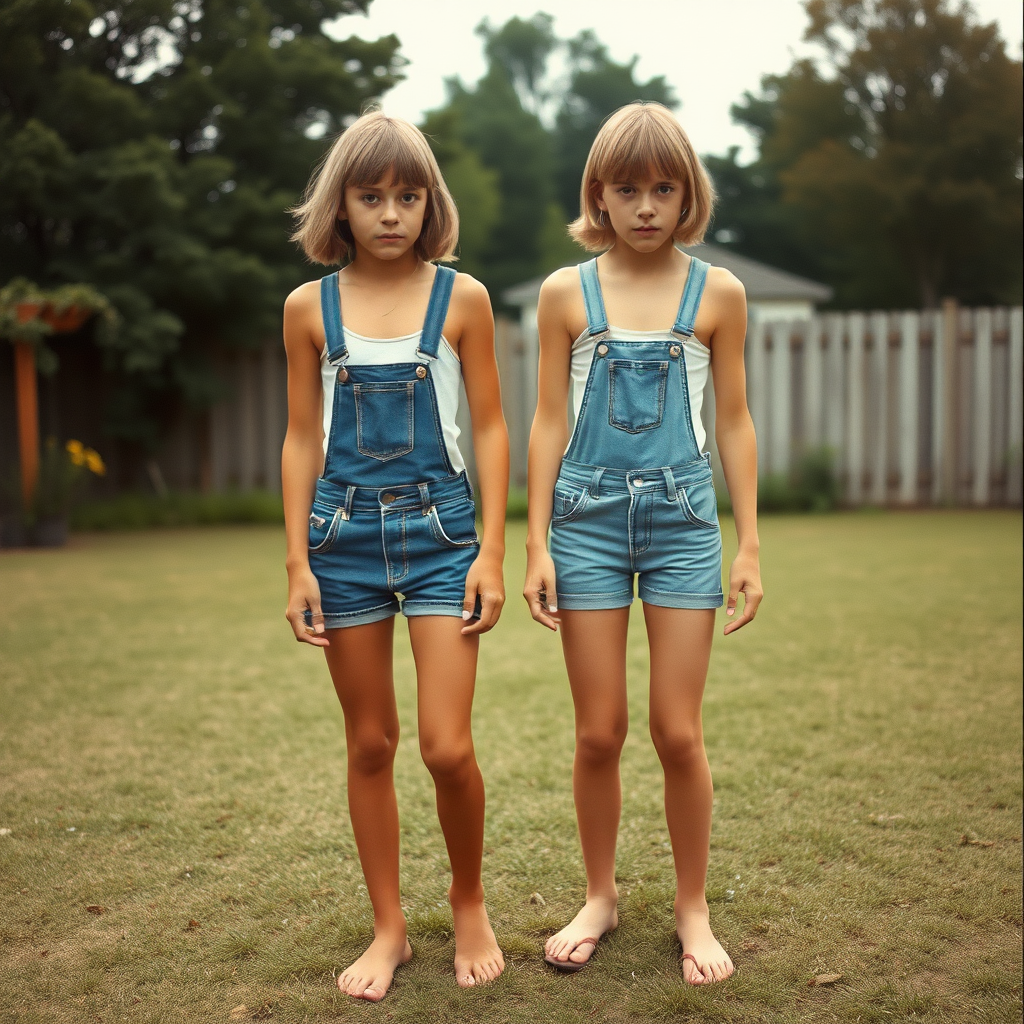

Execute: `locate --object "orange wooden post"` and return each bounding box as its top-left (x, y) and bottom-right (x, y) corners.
top-left (13, 340), bottom-right (40, 512)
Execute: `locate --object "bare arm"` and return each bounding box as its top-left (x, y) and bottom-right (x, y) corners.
top-left (523, 271), bottom-right (576, 630)
top-left (708, 269), bottom-right (763, 633)
top-left (281, 282), bottom-right (330, 647)
top-left (451, 275), bottom-right (509, 635)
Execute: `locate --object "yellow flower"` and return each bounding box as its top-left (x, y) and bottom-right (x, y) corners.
top-left (85, 450), bottom-right (106, 476)
top-left (65, 439), bottom-right (86, 465)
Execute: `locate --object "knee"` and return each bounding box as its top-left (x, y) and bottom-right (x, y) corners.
top-left (575, 721), bottom-right (627, 766)
top-left (420, 737), bottom-right (476, 783)
top-left (650, 722), bottom-right (705, 772)
top-left (347, 726), bottom-right (399, 776)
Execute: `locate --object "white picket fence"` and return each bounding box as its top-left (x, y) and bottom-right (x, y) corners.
top-left (170, 303), bottom-right (1023, 508)
top-left (724, 304), bottom-right (1023, 505)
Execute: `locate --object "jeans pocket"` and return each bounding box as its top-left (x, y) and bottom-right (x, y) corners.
top-left (677, 478), bottom-right (719, 528)
top-left (428, 499), bottom-right (479, 548)
top-left (551, 484), bottom-right (590, 524)
top-left (308, 507), bottom-right (343, 553)
top-left (354, 381), bottom-right (415, 460)
top-left (608, 359), bottom-right (669, 433)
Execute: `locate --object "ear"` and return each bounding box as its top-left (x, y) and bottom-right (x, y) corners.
top-left (336, 204), bottom-right (348, 222)
top-left (592, 182), bottom-right (608, 212)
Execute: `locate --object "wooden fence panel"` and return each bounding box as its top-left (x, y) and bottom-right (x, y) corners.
top-left (180, 305), bottom-right (1022, 508)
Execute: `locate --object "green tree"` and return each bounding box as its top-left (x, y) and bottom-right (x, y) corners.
top-left (434, 15), bottom-right (559, 300)
top-left (0, 0), bottom-right (400, 456)
top-left (420, 107), bottom-right (500, 279)
top-left (718, 0), bottom-right (1023, 308)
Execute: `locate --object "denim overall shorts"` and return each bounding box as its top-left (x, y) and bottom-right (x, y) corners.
top-left (550, 258), bottom-right (724, 611)
top-left (306, 266), bottom-right (480, 629)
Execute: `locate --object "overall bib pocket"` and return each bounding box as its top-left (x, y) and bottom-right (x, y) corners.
top-left (607, 359), bottom-right (669, 433)
top-left (428, 498), bottom-right (479, 548)
top-left (354, 381), bottom-right (416, 461)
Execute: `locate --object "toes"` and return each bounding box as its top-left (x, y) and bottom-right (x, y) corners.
top-left (362, 984), bottom-right (384, 1002)
top-left (683, 961), bottom-right (705, 985)
top-left (569, 941), bottom-right (596, 964)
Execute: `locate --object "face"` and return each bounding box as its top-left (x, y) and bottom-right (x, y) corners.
top-left (338, 176), bottom-right (428, 260)
top-left (595, 173), bottom-right (686, 253)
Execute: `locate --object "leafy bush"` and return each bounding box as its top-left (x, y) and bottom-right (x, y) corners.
top-left (758, 446), bottom-right (840, 513)
top-left (71, 491), bottom-right (285, 531)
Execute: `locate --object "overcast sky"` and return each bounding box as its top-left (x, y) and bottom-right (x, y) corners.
top-left (326, 0), bottom-right (1024, 161)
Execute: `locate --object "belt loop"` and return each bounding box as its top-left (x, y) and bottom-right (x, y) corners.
top-left (463, 470), bottom-right (474, 500)
top-left (417, 482), bottom-right (431, 514)
top-left (342, 485), bottom-right (355, 520)
top-left (661, 467), bottom-right (678, 502)
top-left (588, 468), bottom-right (605, 499)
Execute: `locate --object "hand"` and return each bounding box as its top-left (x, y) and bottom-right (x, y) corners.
top-left (524, 549), bottom-right (560, 630)
top-left (461, 552), bottom-right (505, 635)
top-left (724, 549), bottom-right (762, 635)
top-left (285, 565), bottom-right (330, 647)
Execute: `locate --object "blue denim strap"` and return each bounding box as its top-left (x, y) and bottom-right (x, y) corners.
top-left (320, 272), bottom-right (348, 364)
top-left (587, 467), bottom-right (605, 499)
top-left (417, 265), bottom-right (457, 360)
top-left (661, 467), bottom-right (679, 501)
top-left (578, 259), bottom-right (609, 337)
top-left (672, 257), bottom-right (710, 338)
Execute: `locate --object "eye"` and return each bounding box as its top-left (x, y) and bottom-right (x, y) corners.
top-left (617, 186), bottom-right (635, 196)
top-left (400, 192), bottom-right (420, 204)
top-left (361, 194), bottom-right (380, 204)
top-left (657, 184), bottom-right (674, 194)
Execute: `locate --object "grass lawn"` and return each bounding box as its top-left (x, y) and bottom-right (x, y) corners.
top-left (0, 512), bottom-right (1021, 1023)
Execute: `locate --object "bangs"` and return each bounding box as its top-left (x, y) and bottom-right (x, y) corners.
top-left (346, 119), bottom-right (436, 190)
top-left (595, 114), bottom-right (690, 185)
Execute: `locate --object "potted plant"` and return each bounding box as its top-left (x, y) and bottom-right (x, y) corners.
top-left (31, 439), bottom-right (107, 546)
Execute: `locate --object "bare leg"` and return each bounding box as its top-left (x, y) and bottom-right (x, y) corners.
top-left (408, 616), bottom-right (504, 988)
top-left (644, 603), bottom-right (734, 985)
top-left (323, 618), bottom-right (412, 1001)
top-left (544, 608), bottom-right (629, 967)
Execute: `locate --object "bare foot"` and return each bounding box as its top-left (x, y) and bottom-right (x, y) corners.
top-left (676, 906), bottom-right (733, 985)
top-left (544, 895), bottom-right (618, 968)
top-left (336, 930), bottom-right (412, 1002)
top-left (450, 890), bottom-right (504, 988)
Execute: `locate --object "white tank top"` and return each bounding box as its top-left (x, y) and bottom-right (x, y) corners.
top-left (319, 328), bottom-right (466, 473)
top-left (570, 326), bottom-right (712, 452)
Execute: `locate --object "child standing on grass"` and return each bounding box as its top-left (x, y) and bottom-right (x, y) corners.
top-left (524, 103), bottom-right (762, 984)
top-left (282, 110), bottom-right (509, 1000)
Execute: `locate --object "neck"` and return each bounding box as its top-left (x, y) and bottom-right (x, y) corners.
top-left (344, 245), bottom-right (426, 282)
top-left (603, 236), bottom-right (686, 275)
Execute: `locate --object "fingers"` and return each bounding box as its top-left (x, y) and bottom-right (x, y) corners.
top-left (285, 604), bottom-right (329, 647)
top-left (461, 587), bottom-right (504, 635)
top-left (723, 583), bottom-right (763, 635)
top-left (524, 574), bottom-right (560, 630)
top-left (726, 582), bottom-right (739, 619)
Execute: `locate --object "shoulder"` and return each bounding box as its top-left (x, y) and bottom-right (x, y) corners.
top-left (703, 264), bottom-right (746, 307)
top-left (538, 265), bottom-right (585, 317)
top-left (448, 269), bottom-right (490, 307)
top-left (284, 278), bottom-right (323, 317)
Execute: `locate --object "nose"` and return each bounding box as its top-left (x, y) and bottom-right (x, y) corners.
top-left (381, 200), bottom-right (400, 223)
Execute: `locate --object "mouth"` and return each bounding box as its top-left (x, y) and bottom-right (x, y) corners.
top-left (634, 226), bottom-right (659, 236)
top-left (377, 234), bottom-right (404, 242)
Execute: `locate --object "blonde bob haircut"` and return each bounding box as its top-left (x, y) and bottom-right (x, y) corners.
top-left (569, 102), bottom-right (715, 252)
top-left (291, 109), bottom-right (459, 265)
